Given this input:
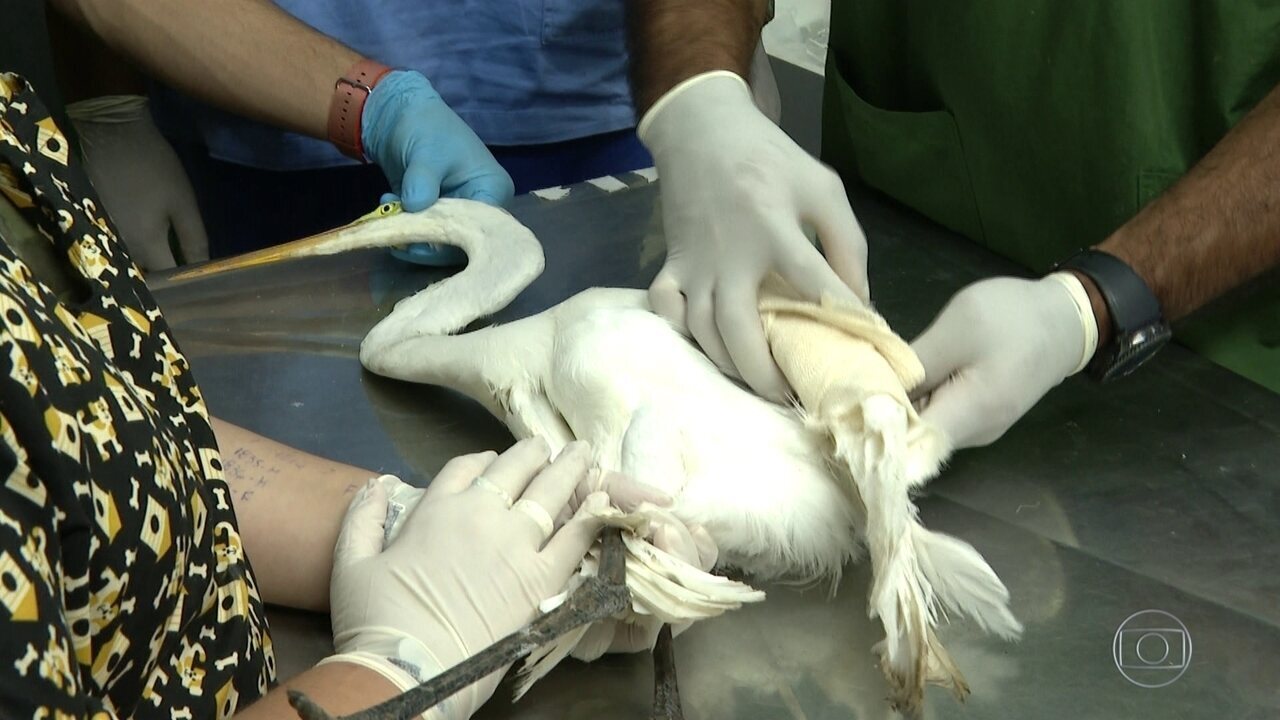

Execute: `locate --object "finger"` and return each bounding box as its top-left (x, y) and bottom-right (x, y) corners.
top-left (685, 290), bottom-right (736, 378)
top-left (651, 521), bottom-right (701, 569)
top-left (130, 231), bottom-right (177, 272)
top-left (332, 479), bottom-right (389, 568)
top-left (540, 491), bottom-right (609, 574)
top-left (468, 436), bottom-right (552, 504)
top-left (170, 192), bottom-right (210, 265)
top-left (802, 178), bottom-right (870, 304)
top-left (648, 271), bottom-right (692, 338)
top-left (424, 450), bottom-right (499, 499)
top-left (517, 441), bottom-right (593, 540)
top-left (646, 513), bottom-right (715, 572)
top-left (713, 281), bottom-right (790, 402)
top-left (380, 192), bottom-right (400, 205)
top-left (449, 170), bottom-right (515, 207)
top-left (909, 311), bottom-right (971, 399)
top-left (589, 470), bottom-right (673, 513)
top-left (915, 372), bottom-right (996, 450)
top-left (605, 619), bottom-right (663, 654)
top-left (689, 524), bottom-right (718, 571)
top-left (777, 243), bottom-right (861, 307)
top-left (566, 467), bottom-right (607, 519)
top-left (400, 158), bottom-right (444, 212)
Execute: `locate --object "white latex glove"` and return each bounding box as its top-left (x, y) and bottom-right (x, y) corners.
top-left (324, 439), bottom-right (667, 719)
top-left (379, 447), bottom-right (706, 662)
top-left (67, 95), bottom-right (209, 271)
top-left (639, 71), bottom-right (869, 402)
top-left (910, 273), bottom-right (1099, 449)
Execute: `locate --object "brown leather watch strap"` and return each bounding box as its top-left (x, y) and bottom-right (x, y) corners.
top-left (327, 58), bottom-right (393, 161)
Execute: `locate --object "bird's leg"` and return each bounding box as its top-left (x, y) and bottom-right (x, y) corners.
top-left (289, 529), bottom-right (631, 720)
top-left (650, 625), bottom-right (684, 720)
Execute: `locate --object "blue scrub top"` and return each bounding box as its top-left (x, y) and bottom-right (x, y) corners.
top-left (153, 0), bottom-right (637, 171)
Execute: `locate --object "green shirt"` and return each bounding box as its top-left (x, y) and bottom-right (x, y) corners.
top-left (822, 0), bottom-right (1280, 391)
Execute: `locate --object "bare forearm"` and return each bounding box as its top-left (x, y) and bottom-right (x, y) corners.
top-left (626, 0), bottom-right (769, 114)
top-left (46, 6), bottom-right (146, 102)
top-left (234, 662), bottom-right (400, 718)
top-left (213, 417), bottom-right (376, 612)
top-left (49, 0), bottom-right (360, 137)
top-left (1099, 82), bottom-right (1280, 321)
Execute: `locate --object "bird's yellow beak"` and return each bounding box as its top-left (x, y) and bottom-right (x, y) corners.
top-left (168, 201), bottom-right (404, 282)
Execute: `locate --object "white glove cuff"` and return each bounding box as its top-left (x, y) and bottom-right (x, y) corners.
top-left (1045, 272), bottom-right (1100, 375)
top-left (637, 70), bottom-right (752, 141)
top-left (317, 651), bottom-right (421, 692)
top-left (318, 644), bottom-right (460, 720)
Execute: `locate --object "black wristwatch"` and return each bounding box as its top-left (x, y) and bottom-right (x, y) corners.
top-left (1054, 249), bottom-right (1172, 382)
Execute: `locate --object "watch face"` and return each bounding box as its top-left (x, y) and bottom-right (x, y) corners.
top-left (1100, 323), bottom-right (1173, 381)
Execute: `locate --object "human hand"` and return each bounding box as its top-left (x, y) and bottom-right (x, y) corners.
top-left (370, 443), bottom-right (712, 674)
top-left (67, 96), bottom-right (208, 271)
top-left (639, 71), bottom-right (869, 402)
top-left (326, 439), bottom-right (639, 718)
top-left (362, 71), bottom-right (513, 213)
top-left (910, 273), bottom-right (1097, 449)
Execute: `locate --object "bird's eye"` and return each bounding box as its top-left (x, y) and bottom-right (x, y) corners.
top-left (381, 204), bottom-right (393, 214)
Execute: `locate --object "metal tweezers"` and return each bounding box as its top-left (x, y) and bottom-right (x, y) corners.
top-left (288, 528), bottom-right (685, 720)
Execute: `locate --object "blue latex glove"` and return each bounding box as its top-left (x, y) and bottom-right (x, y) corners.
top-left (379, 192), bottom-right (468, 266)
top-left (362, 71), bottom-right (513, 264)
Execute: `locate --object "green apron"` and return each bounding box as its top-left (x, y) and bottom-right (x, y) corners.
top-left (822, 0), bottom-right (1280, 392)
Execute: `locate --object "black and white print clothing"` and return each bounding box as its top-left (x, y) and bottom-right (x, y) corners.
top-left (0, 73), bottom-right (274, 719)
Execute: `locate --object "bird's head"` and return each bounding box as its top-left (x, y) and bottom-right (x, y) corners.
top-left (168, 200), bottom-right (409, 282)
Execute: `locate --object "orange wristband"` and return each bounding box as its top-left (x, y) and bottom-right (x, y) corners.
top-left (327, 59), bottom-right (393, 161)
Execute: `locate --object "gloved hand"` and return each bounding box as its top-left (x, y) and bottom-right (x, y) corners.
top-left (324, 439), bottom-right (665, 719)
top-left (67, 95), bottom-right (208, 271)
top-left (362, 70), bottom-right (514, 213)
top-left (910, 273), bottom-right (1098, 449)
top-left (378, 444), bottom-right (711, 661)
top-left (639, 71), bottom-right (869, 402)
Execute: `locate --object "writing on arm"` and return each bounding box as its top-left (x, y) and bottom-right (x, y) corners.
top-left (211, 417), bottom-right (375, 612)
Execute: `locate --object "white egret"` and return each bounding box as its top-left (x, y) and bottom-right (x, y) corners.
top-left (173, 199), bottom-right (1021, 713)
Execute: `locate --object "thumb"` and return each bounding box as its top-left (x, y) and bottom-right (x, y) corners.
top-left (589, 470), bottom-right (673, 514)
top-left (169, 194), bottom-right (210, 265)
top-left (914, 371), bottom-right (993, 451)
top-left (803, 186), bottom-right (870, 304)
top-left (909, 312), bottom-right (971, 399)
top-left (450, 170), bottom-right (515, 207)
top-left (399, 158), bottom-right (443, 212)
top-left (332, 479), bottom-right (390, 569)
top-left (540, 491), bottom-right (608, 577)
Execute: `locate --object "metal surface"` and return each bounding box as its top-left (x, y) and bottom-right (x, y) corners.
top-left (152, 175), bottom-right (1280, 719)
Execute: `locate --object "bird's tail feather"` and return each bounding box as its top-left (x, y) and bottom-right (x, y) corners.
top-left (829, 394), bottom-right (1018, 714)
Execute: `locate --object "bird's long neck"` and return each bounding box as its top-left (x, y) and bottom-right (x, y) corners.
top-left (170, 198), bottom-right (544, 349)
top-left (358, 202), bottom-right (545, 353)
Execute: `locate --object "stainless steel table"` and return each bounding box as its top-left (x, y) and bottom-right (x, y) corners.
top-left (151, 175), bottom-right (1280, 719)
